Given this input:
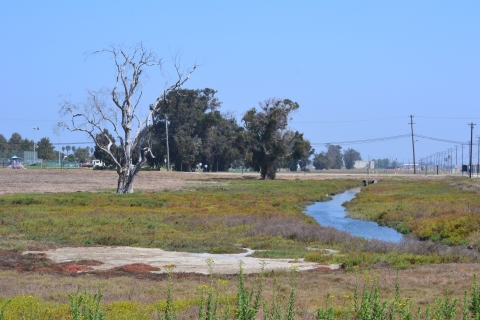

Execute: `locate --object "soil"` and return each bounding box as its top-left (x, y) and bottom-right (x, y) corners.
top-left (0, 168), bottom-right (447, 195)
top-left (21, 246), bottom-right (336, 275)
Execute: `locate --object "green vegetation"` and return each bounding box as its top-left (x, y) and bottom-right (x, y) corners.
top-left (0, 177), bottom-right (479, 269)
top-left (1, 265), bottom-right (480, 319)
top-left (1, 177), bottom-right (480, 318)
top-left (344, 177), bottom-right (480, 246)
top-left (0, 179), bottom-right (357, 255)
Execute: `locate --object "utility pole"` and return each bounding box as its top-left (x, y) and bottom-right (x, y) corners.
top-left (455, 145), bottom-right (458, 168)
top-left (449, 148), bottom-right (452, 173)
top-left (469, 123), bottom-right (475, 178)
top-left (165, 114), bottom-right (170, 171)
top-left (32, 126), bottom-right (39, 165)
top-left (477, 136), bottom-right (480, 177)
top-left (409, 115), bottom-right (416, 174)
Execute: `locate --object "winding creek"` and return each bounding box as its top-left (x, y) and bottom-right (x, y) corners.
top-left (306, 188), bottom-right (404, 243)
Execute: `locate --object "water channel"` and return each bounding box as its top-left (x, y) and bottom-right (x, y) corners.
top-left (306, 188), bottom-right (404, 243)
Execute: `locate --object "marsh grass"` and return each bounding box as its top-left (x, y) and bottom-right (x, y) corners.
top-left (0, 179), bottom-right (358, 256)
top-left (344, 177), bottom-right (480, 247)
top-left (0, 178), bottom-right (479, 271)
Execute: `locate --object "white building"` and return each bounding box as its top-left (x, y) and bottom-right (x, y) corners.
top-left (353, 160), bottom-right (375, 169)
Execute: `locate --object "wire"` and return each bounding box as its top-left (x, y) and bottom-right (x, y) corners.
top-left (0, 118), bottom-right (60, 122)
top-left (415, 134), bottom-right (471, 145)
top-left (291, 116), bottom-right (407, 124)
top-left (416, 116), bottom-right (480, 120)
top-left (310, 134), bottom-right (411, 146)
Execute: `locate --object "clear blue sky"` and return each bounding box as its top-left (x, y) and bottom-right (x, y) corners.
top-left (2, 1), bottom-right (480, 164)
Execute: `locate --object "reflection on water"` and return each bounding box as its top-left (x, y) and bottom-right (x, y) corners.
top-left (306, 188), bottom-right (403, 243)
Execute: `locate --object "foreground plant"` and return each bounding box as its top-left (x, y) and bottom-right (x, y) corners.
top-left (64, 286), bottom-right (104, 320)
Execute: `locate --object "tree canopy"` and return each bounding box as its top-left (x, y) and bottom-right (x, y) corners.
top-left (313, 144), bottom-right (343, 170)
top-left (37, 137), bottom-right (56, 160)
top-left (242, 98), bottom-right (311, 179)
top-left (151, 88), bottom-right (243, 172)
top-left (343, 148), bottom-right (362, 169)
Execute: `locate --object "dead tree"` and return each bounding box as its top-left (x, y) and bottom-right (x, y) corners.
top-left (59, 44), bottom-right (196, 193)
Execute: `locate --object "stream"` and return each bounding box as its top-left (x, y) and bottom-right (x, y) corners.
top-left (306, 188), bottom-right (404, 243)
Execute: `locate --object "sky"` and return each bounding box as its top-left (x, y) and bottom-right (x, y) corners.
top-left (1, 1), bottom-right (480, 165)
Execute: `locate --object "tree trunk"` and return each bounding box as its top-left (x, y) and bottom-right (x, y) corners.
top-left (116, 167), bottom-right (135, 193)
top-left (261, 164), bottom-right (273, 180)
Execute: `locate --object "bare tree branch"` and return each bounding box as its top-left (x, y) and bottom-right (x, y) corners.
top-left (59, 43), bottom-right (197, 193)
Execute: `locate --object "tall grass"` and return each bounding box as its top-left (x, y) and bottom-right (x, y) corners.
top-left (2, 266), bottom-right (480, 319)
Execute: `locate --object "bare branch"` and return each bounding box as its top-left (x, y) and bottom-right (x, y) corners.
top-left (59, 43), bottom-right (196, 193)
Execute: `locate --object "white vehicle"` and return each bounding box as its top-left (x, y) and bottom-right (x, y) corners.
top-left (91, 159), bottom-right (105, 167)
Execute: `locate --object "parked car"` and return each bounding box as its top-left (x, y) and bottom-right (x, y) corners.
top-left (80, 163), bottom-right (93, 168)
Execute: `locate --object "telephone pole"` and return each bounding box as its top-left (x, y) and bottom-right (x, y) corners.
top-left (449, 148), bottom-right (452, 173)
top-left (409, 115), bottom-right (416, 174)
top-left (469, 123), bottom-right (475, 178)
top-left (455, 145), bottom-right (458, 167)
top-left (477, 136), bottom-right (480, 177)
top-left (165, 114), bottom-right (170, 171)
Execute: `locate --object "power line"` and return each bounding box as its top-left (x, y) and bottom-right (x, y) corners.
top-left (0, 118), bottom-right (61, 122)
top-left (415, 134), bottom-right (471, 145)
top-left (416, 116), bottom-right (480, 120)
top-left (310, 134), bottom-right (411, 145)
top-left (291, 116), bottom-right (406, 124)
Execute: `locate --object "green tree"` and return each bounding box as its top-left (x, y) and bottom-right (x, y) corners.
top-left (199, 112), bottom-right (243, 172)
top-left (313, 144), bottom-right (343, 170)
top-left (65, 145), bottom-right (71, 155)
top-left (313, 152), bottom-right (329, 170)
top-left (326, 144), bottom-right (343, 169)
top-left (74, 147), bottom-right (91, 163)
top-left (343, 148), bottom-right (362, 169)
top-left (0, 134), bottom-right (7, 152)
top-left (374, 158), bottom-right (390, 169)
top-left (65, 154), bottom-right (76, 162)
top-left (288, 131), bottom-right (314, 171)
top-left (37, 137), bottom-right (56, 160)
top-left (93, 129), bottom-right (122, 168)
top-left (8, 132), bottom-right (26, 154)
top-left (152, 88), bottom-right (240, 172)
top-left (242, 98), bottom-right (300, 180)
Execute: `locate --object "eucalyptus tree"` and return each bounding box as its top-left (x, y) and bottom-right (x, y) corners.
top-left (152, 88), bottom-right (227, 171)
top-left (200, 111), bottom-right (243, 171)
top-left (0, 134), bottom-right (7, 152)
top-left (343, 148), bottom-right (362, 169)
top-left (8, 133), bottom-right (32, 154)
top-left (243, 98), bottom-right (309, 179)
top-left (59, 43), bottom-right (196, 193)
top-left (37, 137), bottom-right (56, 160)
top-left (313, 144), bottom-right (343, 170)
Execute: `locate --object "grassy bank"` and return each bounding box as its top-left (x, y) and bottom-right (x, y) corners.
top-left (344, 177), bottom-right (480, 247)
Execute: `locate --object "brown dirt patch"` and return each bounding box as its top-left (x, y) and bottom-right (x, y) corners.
top-left (109, 263), bottom-right (161, 273)
top-left (0, 168), bottom-right (455, 195)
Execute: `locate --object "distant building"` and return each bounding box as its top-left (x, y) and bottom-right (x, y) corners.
top-left (353, 160), bottom-right (375, 169)
top-left (402, 163), bottom-right (418, 170)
